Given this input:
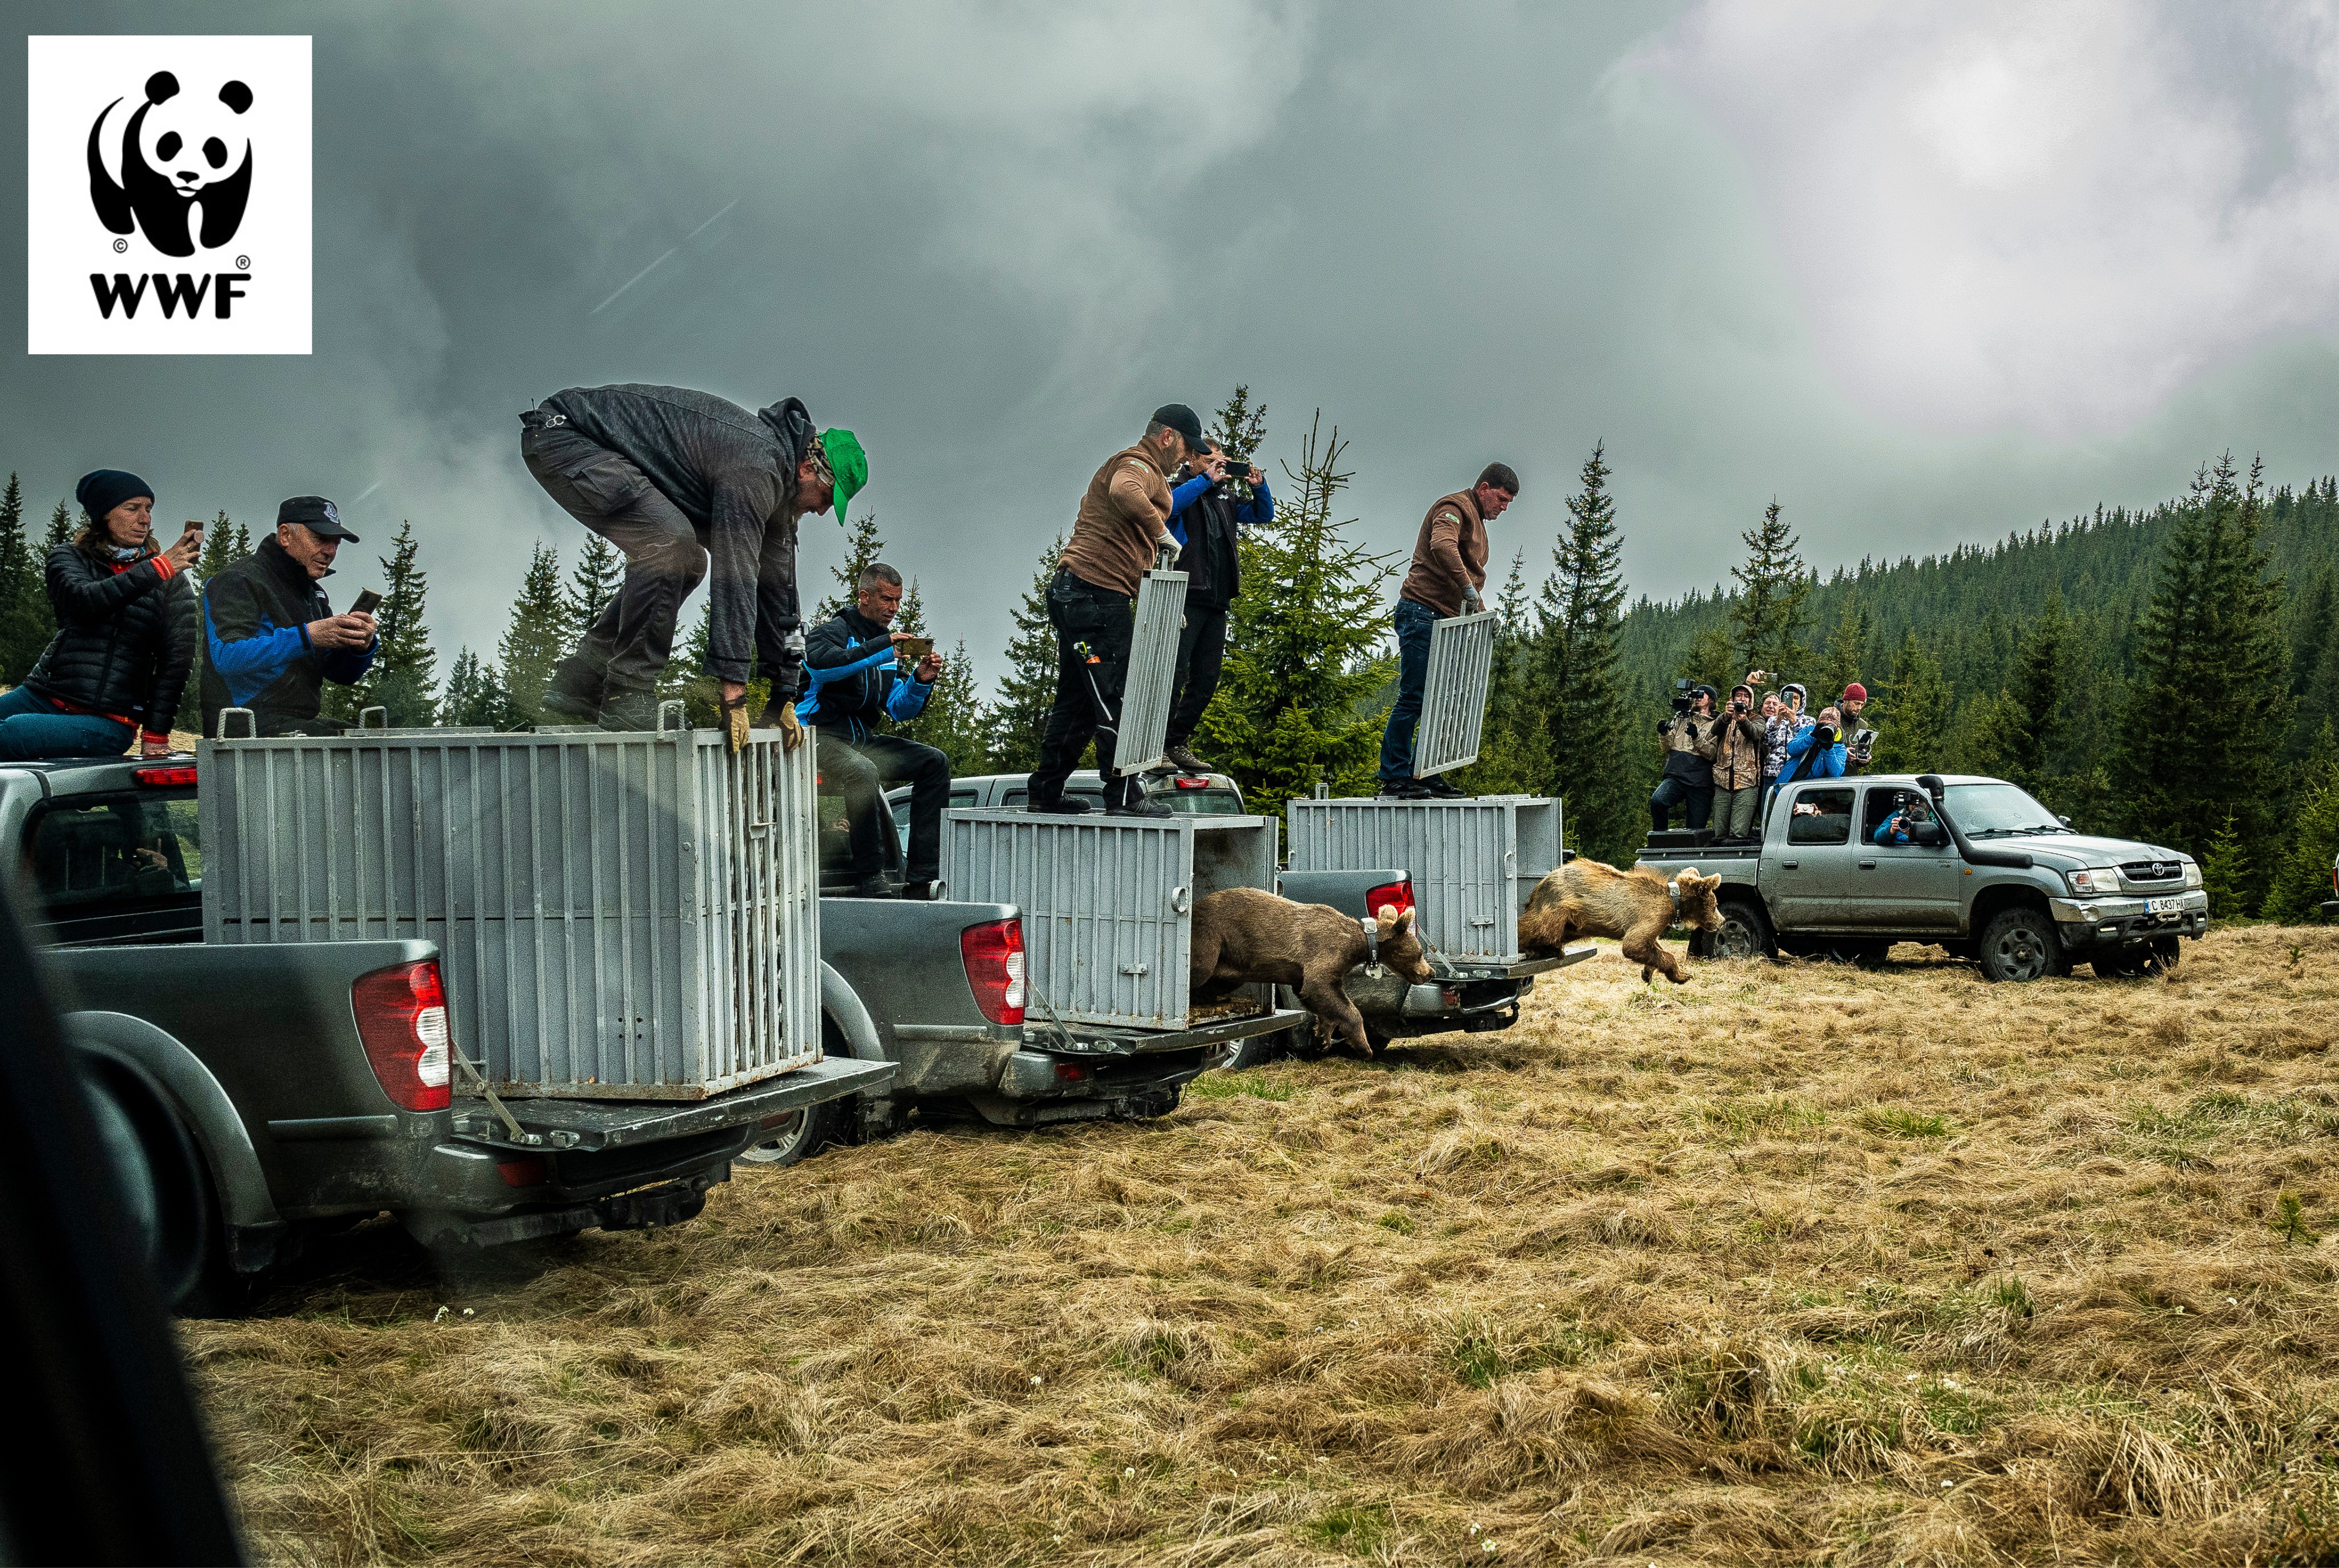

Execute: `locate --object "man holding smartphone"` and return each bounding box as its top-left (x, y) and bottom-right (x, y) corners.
top-left (199, 496), bottom-right (377, 738)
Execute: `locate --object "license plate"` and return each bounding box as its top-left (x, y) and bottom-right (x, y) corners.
top-left (2148, 896), bottom-right (2184, 914)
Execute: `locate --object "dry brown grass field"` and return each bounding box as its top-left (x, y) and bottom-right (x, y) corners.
top-left (190, 925), bottom-right (2339, 1566)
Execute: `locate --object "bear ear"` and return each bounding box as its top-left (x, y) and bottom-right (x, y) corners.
top-left (1677, 864), bottom-right (1700, 880)
top-left (145, 71), bottom-right (179, 104)
top-left (1392, 907), bottom-right (1414, 936)
top-left (219, 80), bottom-right (253, 114)
top-left (1373, 903), bottom-right (1398, 926)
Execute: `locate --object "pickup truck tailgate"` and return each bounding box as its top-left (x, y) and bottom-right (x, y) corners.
top-left (451, 1057), bottom-right (894, 1151)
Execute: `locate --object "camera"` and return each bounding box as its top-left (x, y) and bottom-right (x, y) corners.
top-left (1671, 677), bottom-right (1691, 715)
top-left (1847, 728), bottom-right (1877, 763)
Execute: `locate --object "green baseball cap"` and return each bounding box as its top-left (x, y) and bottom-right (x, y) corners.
top-left (819, 428), bottom-right (867, 527)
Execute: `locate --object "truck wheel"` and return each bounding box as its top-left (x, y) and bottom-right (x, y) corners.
top-left (738, 1094), bottom-right (850, 1167)
top-left (2091, 946), bottom-right (2155, 980)
top-left (1220, 1031), bottom-right (1286, 1072)
top-left (2150, 936), bottom-right (2182, 971)
top-left (1978, 906), bottom-right (2068, 982)
top-left (1710, 898), bottom-right (1775, 961)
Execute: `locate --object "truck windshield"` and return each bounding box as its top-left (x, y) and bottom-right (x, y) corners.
top-left (1944, 783), bottom-right (2066, 837)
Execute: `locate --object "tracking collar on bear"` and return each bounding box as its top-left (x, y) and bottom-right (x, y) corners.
top-left (1666, 878), bottom-right (1681, 911)
top-left (1357, 915), bottom-right (1383, 977)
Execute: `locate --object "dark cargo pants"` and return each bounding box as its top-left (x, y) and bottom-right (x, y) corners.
top-left (816, 730), bottom-right (949, 882)
top-left (1028, 567), bottom-right (1135, 806)
top-left (520, 414), bottom-right (708, 714)
top-left (1165, 603), bottom-right (1228, 748)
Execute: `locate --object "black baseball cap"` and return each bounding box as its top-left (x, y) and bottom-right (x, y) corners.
top-left (277, 495), bottom-right (359, 542)
top-left (1151, 403), bottom-right (1205, 449)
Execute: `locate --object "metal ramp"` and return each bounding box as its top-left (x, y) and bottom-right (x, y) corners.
top-left (1113, 569), bottom-right (1189, 775)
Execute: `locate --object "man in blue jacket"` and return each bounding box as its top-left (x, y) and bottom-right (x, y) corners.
top-left (798, 563), bottom-right (945, 899)
top-left (199, 496), bottom-right (377, 737)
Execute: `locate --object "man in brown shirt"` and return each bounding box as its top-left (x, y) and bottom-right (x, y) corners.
top-left (1026, 402), bottom-right (1202, 815)
top-left (1378, 462), bottom-right (1519, 798)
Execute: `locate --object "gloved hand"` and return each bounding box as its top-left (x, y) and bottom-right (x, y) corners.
top-left (721, 695), bottom-right (750, 755)
top-left (1462, 587), bottom-right (1485, 615)
top-left (1153, 538), bottom-right (1180, 574)
top-left (777, 703), bottom-right (804, 754)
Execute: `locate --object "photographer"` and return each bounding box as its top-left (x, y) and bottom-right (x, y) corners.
top-left (1649, 683), bottom-right (1720, 831)
top-left (1873, 793), bottom-right (1936, 846)
top-left (1770, 703), bottom-right (1848, 805)
top-left (1711, 680), bottom-right (1768, 842)
top-left (1835, 681), bottom-right (1876, 774)
top-left (1160, 439), bottom-right (1270, 776)
top-left (797, 563), bottom-right (945, 900)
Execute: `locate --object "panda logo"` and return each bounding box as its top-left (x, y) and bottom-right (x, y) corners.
top-left (86, 71), bottom-right (254, 259)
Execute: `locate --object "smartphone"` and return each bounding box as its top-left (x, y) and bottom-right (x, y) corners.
top-left (349, 588), bottom-right (384, 616)
top-left (181, 519), bottom-right (204, 537)
top-left (894, 635), bottom-right (934, 663)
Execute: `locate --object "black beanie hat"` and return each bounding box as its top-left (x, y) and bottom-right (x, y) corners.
top-left (75, 469), bottom-right (154, 520)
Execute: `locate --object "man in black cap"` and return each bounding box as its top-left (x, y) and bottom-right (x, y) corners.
top-left (1026, 404), bottom-right (1198, 815)
top-left (200, 496), bottom-right (378, 738)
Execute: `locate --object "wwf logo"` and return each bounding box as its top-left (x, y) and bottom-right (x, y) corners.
top-left (87, 70), bottom-right (254, 258)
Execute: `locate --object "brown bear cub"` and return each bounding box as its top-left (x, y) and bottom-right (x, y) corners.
top-left (1189, 887), bottom-right (1434, 1057)
top-left (1517, 858), bottom-right (1723, 984)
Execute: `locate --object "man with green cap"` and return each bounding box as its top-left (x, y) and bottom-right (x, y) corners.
top-left (519, 383), bottom-right (867, 736)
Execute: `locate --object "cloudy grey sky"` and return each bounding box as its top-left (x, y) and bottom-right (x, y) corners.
top-left (9, 0), bottom-right (2338, 689)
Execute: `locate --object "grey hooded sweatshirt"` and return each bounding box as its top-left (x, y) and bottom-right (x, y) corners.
top-left (539, 383), bottom-right (815, 691)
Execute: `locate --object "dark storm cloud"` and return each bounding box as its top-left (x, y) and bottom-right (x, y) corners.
top-left (7, 1), bottom-right (2337, 684)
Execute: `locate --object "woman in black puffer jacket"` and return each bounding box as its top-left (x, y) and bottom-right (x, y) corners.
top-left (0, 470), bottom-right (200, 760)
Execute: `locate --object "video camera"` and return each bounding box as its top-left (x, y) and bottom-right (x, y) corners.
top-left (1671, 677), bottom-right (1692, 715)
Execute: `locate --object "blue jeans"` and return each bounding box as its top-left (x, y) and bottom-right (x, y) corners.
top-left (1377, 598), bottom-right (1439, 783)
top-left (0, 685), bottom-right (136, 760)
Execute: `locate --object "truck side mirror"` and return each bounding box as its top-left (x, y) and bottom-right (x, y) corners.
top-left (1915, 823), bottom-right (1948, 847)
top-left (2057, 815), bottom-right (2071, 827)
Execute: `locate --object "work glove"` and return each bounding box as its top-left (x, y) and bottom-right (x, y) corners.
top-left (1462, 587), bottom-right (1485, 615)
top-left (1153, 538), bottom-right (1180, 574)
top-left (720, 694), bottom-right (751, 755)
top-left (776, 703), bottom-right (803, 754)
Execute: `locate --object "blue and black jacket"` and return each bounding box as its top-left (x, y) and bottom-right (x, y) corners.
top-left (793, 606), bottom-right (931, 742)
top-left (199, 536), bottom-right (376, 737)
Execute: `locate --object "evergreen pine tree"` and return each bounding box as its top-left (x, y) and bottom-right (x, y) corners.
top-left (439, 648), bottom-right (516, 729)
top-left (2262, 729), bottom-right (2339, 921)
top-left (1199, 412), bottom-right (1394, 825)
top-left (193, 510), bottom-right (244, 579)
top-left (676, 595), bottom-right (725, 727)
top-left (1872, 629), bottom-right (1952, 773)
top-left (348, 520), bottom-right (438, 724)
top-left (44, 500), bottom-right (73, 549)
top-left (2199, 812), bottom-right (2252, 919)
top-left (2287, 563), bottom-right (2338, 761)
top-left (0, 472), bottom-right (45, 683)
top-left (1729, 499), bottom-right (1812, 678)
top-left (2111, 454), bottom-right (2292, 907)
top-left (1536, 442), bottom-right (1635, 862)
top-left (987, 536), bottom-right (1067, 774)
top-left (2001, 591), bottom-right (2069, 794)
top-left (1814, 590), bottom-right (1871, 703)
top-left (497, 542), bottom-right (571, 727)
top-left (565, 534), bottom-right (621, 635)
top-left (1207, 384), bottom-right (1268, 465)
top-left (890, 579), bottom-right (990, 768)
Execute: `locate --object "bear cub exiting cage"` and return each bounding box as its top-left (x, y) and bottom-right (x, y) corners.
top-left (1518, 858), bottom-right (1722, 983)
top-left (1189, 888), bottom-right (1433, 1057)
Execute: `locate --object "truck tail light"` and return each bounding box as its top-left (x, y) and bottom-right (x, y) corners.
top-left (960, 919), bottom-right (1027, 1026)
top-left (1366, 879), bottom-right (1415, 919)
top-left (352, 959), bottom-right (453, 1111)
top-left (133, 763), bottom-right (197, 786)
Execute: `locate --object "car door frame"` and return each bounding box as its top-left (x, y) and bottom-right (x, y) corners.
top-left (1767, 783), bottom-right (1859, 930)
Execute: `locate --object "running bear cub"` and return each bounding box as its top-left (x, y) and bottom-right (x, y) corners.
top-left (1517, 858), bottom-right (1723, 983)
top-left (1189, 887), bottom-right (1434, 1057)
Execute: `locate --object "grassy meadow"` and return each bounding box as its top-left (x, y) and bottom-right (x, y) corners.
top-left (190, 925), bottom-right (2339, 1566)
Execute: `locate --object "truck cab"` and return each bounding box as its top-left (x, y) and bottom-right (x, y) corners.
top-left (1639, 772), bottom-right (2208, 981)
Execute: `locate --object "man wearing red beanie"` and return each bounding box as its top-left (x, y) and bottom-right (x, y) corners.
top-left (1837, 681), bottom-right (1876, 773)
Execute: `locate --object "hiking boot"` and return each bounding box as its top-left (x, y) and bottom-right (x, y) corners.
top-left (847, 874), bottom-right (897, 899)
top-left (1027, 795), bottom-right (1091, 815)
top-left (1106, 795), bottom-right (1174, 818)
top-left (595, 688), bottom-right (658, 733)
top-left (1377, 780), bottom-right (1431, 800)
top-left (541, 655), bottom-right (606, 725)
top-left (1163, 741), bottom-right (1209, 776)
top-left (1421, 776), bottom-right (1469, 799)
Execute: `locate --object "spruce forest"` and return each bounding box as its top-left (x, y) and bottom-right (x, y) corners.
top-left (2, 407), bottom-right (2331, 923)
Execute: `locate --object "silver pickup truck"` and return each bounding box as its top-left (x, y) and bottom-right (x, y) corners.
top-left (1638, 771), bottom-right (2208, 981)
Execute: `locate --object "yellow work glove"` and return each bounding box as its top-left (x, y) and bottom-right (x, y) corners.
top-left (720, 696), bottom-right (750, 755)
top-left (776, 703), bottom-right (804, 753)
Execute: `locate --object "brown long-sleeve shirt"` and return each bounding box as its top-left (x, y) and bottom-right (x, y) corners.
top-left (1397, 489), bottom-right (1488, 616)
top-left (1059, 444), bottom-right (1174, 598)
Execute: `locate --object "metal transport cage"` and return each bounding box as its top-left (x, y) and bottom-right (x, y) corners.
top-left (942, 810), bottom-right (1276, 1029)
top-left (1413, 609), bottom-right (1497, 778)
top-left (199, 709), bottom-right (822, 1100)
top-left (1286, 795), bottom-right (1561, 963)
top-left (1113, 569), bottom-right (1189, 776)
